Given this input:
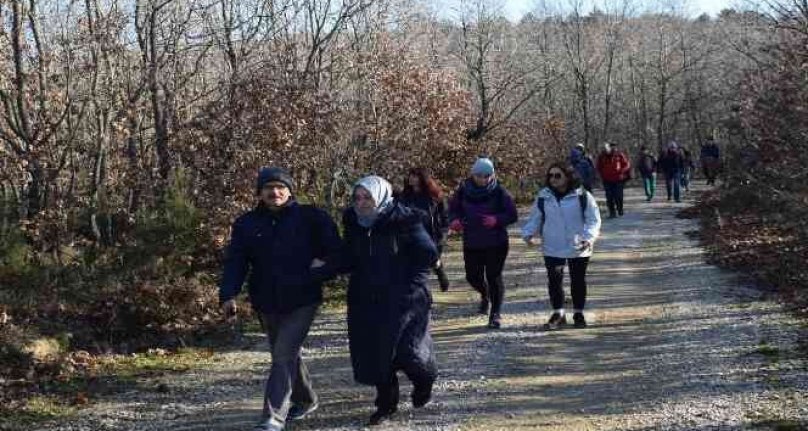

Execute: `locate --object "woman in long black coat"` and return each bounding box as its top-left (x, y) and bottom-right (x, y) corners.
top-left (340, 175), bottom-right (439, 426)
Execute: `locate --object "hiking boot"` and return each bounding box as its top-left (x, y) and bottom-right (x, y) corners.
top-left (573, 313), bottom-right (587, 328)
top-left (543, 313), bottom-right (567, 330)
top-left (618, 209), bottom-right (624, 216)
top-left (487, 313), bottom-right (501, 329)
top-left (368, 407), bottom-right (397, 426)
top-left (288, 401), bottom-right (318, 421)
top-left (477, 298), bottom-right (490, 315)
top-left (253, 417), bottom-right (284, 431)
top-left (411, 382), bottom-right (433, 408)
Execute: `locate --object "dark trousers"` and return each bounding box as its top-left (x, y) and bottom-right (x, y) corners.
top-left (603, 181), bottom-right (625, 216)
top-left (665, 171), bottom-right (682, 202)
top-left (261, 304), bottom-right (318, 423)
top-left (374, 359), bottom-right (436, 412)
top-left (544, 256), bottom-right (590, 311)
top-left (463, 245), bottom-right (509, 316)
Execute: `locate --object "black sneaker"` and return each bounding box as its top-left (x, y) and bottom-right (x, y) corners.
top-left (288, 401), bottom-right (318, 420)
top-left (543, 313), bottom-right (567, 330)
top-left (487, 314), bottom-right (501, 329)
top-left (573, 313), bottom-right (587, 328)
top-left (368, 407), bottom-right (397, 426)
top-left (411, 382), bottom-right (433, 408)
top-left (477, 299), bottom-right (490, 315)
top-left (436, 268), bottom-right (450, 292)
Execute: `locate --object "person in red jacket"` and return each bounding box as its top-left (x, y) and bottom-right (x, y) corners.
top-left (596, 142), bottom-right (631, 218)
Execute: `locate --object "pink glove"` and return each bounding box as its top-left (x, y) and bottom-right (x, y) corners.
top-left (482, 215), bottom-right (497, 229)
top-left (449, 219), bottom-right (463, 233)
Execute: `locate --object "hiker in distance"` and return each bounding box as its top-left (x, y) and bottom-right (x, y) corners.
top-left (330, 175), bottom-right (439, 426)
top-left (700, 137), bottom-right (721, 186)
top-left (636, 145), bottom-right (658, 202)
top-left (219, 167), bottom-right (342, 431)
top-left (596, 142), bottom-right (632, 218)
top-left (448, 157), bottom-right (518, 329)
top-left (397, 167), bottom-right (451, 291)
top-left (522, 163), bottom-right (602, 330)
top-left (658, 141), bottom-right (685, 203)
top-left (569, 143), bottom-right (597, 193)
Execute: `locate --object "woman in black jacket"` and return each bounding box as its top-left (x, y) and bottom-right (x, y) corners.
top-left (397, 167), bottom-right (450, 291)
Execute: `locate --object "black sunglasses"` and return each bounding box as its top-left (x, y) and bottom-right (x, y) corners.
top-left (549, 172), bottom-right (565, 179)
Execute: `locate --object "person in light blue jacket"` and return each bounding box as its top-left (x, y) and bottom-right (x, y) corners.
top-left (522, 162), bottom-right (602, 330)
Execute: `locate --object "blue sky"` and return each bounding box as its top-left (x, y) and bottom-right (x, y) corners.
top-left (499, 0), bottom-right (736, 21)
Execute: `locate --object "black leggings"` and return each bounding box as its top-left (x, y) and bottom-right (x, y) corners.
top-left (544, 256), bottom-right (590, 311)
top-left (463, 245), bottom-right (509, 315)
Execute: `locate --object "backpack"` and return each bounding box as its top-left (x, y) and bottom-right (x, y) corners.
top-left (537, 192), bottom-right (589, 235)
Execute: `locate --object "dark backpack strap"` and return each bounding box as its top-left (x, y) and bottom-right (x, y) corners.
top-left (537, 197), bottom-right (546, 235)
top-left (579, 193), bottom-right (588, 223)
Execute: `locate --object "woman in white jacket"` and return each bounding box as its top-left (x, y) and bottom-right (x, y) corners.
top-left (522, 163), bottom-right (602, 329)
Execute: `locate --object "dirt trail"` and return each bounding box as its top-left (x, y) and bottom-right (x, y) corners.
top-left (49, 186), bottom-right (807, 431)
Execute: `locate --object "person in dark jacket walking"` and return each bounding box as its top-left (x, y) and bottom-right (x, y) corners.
top-left (569, 143), bottom-right (597, 193)
top-left (448, 157), bottom-right (518, 329)
top-left (334, 175), bottom-right (439, 426)
top-left (658, 142), bottom-right (685, 202)
top-left (220, 167), bottom-right (342, 431)
top-left (700, 137), bottom-right (721, 186)
top-left (636, 146), bottom-right (658, 202)
top-left (596, 142), bottom-right (632, 218)
top-left (397, 167), bottom-right (450, 291)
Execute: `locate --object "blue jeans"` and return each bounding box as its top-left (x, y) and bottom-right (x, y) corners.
top-left (665, 171), bottom-right (682, 202)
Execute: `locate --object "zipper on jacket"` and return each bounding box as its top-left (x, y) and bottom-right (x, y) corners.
top-left (368, 228), bottom-right (373, 256)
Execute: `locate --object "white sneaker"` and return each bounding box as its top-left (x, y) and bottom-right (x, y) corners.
top-left (253, 417), bottom-right (284, 431)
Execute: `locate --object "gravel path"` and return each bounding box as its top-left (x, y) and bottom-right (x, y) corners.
top-left (44, 186), bottom-right (808, 431)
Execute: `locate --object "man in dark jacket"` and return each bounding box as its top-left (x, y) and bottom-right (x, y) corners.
top-left (220, 167), bottom-right (341, 431)
top-left (596, 142), bottom-right (631, 218)
top-left (658, 142), bottom-right (685, 202)
top-left (569, 143), bottom-right (597, 192)
top-left (700, 137), bottom-right (721, 185)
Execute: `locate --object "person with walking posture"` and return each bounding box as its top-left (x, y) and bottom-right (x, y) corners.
top-left (680, 147), bottom-right (696, 192)
top-left (658, 142), bottom-right (685, 202)
top-left (220, 167), bottom-right (342, 431)
top-left (448, 157), bottom-right (518, 329)
top-left (398, 167), bottom-right (451, 291)
top-left (336, 176), bottom-right (438, 426)
top-left (596, 142), bottom-right (631, 218)
top-left (700, 137), bottom-right (721, 186)
top-left (636, 145), bottom-right (658, 202)
top-left (522, 163), bottom-right (602, 330)
top-left (569, 143), bottom-right (597, 193)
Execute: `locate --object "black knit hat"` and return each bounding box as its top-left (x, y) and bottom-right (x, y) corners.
top-left (256, 167), bottom-right (294, 194)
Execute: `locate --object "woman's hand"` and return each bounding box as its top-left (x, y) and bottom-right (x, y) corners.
top-left (523, 236), bottom-right (537, 247)
top-left (448, 219), bottom-right (463, 233)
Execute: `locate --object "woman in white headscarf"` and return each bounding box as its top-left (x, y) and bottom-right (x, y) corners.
top-left (337, 175), bottom-right (439, 426)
